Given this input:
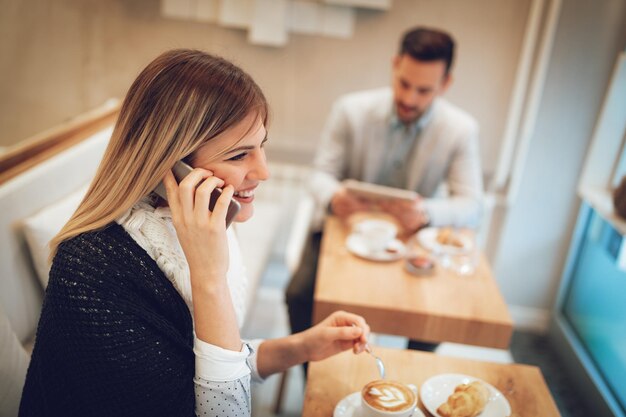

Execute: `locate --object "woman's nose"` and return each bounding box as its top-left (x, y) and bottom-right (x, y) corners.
top-left (250, 152), bottom-right (270, 181)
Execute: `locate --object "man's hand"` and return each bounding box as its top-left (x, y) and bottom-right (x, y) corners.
top-left (330, 187), bottom-right (372, 218)
top-left (298, 311), bottom-right (370, 362)
top-left (379, 197), bottom-right (429, 233)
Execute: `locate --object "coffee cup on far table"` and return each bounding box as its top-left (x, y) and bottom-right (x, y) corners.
top-left (361, 379), bottom-right (417, 417)
top-left (353, 220), bottom-right (397, 254)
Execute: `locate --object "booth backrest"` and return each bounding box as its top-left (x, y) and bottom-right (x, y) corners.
top-left (0, 101), bottom-right (118, 416)
top-left (0, 127), bottom-right (112, 343)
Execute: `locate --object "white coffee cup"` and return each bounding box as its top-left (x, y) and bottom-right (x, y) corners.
top-left (361, 380), bottom-right (418, 417)
top-left (354, 220), bottom-right (397, 253)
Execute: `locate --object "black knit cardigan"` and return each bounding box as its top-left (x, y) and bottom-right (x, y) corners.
top-left (19, 223), bottom-right (196, 417)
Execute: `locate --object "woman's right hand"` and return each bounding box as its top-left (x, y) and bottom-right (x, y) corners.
top-left (163, 168), bottom-right (241, 349)
top-left (162, 168), bottom-right (235, 285)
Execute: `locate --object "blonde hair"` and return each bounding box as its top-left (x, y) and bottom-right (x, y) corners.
top-left (50, 49), bottom-right (268, 260)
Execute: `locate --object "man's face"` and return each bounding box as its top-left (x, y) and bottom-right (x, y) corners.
top-left (392, 54), bottom-right (451, 124)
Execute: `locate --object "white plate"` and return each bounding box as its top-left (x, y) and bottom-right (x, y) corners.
top-left (420, 374), bottom-right (511, 417)
top-left (334, 391), bottom-right (426, 417)
top-left (346, 234), bottom-right (406, 262)
top-left (416, 227), bottom-right (473, 255)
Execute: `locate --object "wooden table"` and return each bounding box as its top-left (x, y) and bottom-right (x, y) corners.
top-left (313, 216), bottom-right (513, 348)
top-left (302, 347), bottom-right (561, 417)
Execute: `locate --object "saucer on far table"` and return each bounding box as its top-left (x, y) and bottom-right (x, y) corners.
top-left (346, 233), bottom-right (406, 262)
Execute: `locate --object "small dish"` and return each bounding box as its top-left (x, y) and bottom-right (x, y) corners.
top-left (404, 255), bottom-right (435, 276)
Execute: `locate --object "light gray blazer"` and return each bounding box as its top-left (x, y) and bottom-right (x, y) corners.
top-left (310, 87), bottom-right (484, 229)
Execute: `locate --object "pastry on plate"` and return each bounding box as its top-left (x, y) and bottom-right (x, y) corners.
top-left (437, 381), bottom-right (489, 417)
top-left (436, 228), bottom-right (465, 249)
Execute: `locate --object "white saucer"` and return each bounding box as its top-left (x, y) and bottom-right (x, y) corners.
top-left (334, 392), bottom-right (362, 417)
top-left (334, 392), bottom-right (426, 417)
top-left (420, 374), bottom-right (511, 417)
top-left (346, 234), bottom-right (406, 262)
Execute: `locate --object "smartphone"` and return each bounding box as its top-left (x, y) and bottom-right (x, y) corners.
top-left (153, 160), bottom-right (241, 229)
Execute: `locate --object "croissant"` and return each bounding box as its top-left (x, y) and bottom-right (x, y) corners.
top-left (436, 228), bottom-right (464, 248)
top-left (437, 381), bottom-right (489, 417)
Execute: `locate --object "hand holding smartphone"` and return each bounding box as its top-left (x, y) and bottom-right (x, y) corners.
top-left (154, 161), bottom-right (241, 228)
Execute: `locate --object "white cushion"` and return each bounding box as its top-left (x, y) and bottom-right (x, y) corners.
top-left (22, 186), bottom-right (88, 288)
top-left (0, 304), bottom-right (29, 417)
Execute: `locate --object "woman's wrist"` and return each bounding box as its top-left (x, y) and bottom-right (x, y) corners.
top-left (256, 333), bottom-right (309, 378)
top-left (191, 279), bottom-right (241, 350)
top-left (190, 276), bottom-right (230, 298)
top-left (190, 267), bottom-right (227, 286)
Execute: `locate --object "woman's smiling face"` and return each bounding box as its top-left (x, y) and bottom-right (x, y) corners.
top-left (190, 112), bottom-right (270, 223)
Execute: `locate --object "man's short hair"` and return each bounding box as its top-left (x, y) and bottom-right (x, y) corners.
top-left (399, 27), bottom-right (455, 74)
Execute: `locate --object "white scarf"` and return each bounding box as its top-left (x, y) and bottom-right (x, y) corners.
top-left (117, 198), bottom-right (248, 328)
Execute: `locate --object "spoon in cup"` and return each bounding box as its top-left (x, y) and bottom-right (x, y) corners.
top-left (365, 344), bottom-right (386, 379)
top-left (352, 324), bottom-right (386, 379)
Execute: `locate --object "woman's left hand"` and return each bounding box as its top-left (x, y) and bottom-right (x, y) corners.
top-left (299, 311), bottom-right (370, 362)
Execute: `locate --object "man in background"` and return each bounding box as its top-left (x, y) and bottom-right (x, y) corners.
top-left (286, 26), bottom-right (483, 353)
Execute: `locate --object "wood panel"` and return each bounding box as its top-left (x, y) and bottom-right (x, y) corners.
top-left (313, 215), bottom-right (513, 348)
top-left (303, 347), bottom-right (561, 417)
top-left (0, 100), bottom-right (120, 186)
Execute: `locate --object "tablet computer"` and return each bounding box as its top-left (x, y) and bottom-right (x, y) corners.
top-left (343, 179), bottom-right (417, 203)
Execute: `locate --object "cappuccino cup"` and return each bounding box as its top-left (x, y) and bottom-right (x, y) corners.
top-left (361, 380), bottom-right (417, 417)
top-left (353, 220), bottom-right (397, 253)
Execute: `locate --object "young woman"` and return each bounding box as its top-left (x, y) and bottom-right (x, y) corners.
top-left (19, 49), bottom-right (370, 416)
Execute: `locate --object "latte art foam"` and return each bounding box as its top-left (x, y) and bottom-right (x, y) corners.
top-left (362, 380), bottom-right (415, 412)
top-left (368, 386), bottom-right (409, 408)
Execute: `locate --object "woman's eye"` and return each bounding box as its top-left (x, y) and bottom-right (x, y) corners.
top-left (227, 152), bottom-right (247, 161)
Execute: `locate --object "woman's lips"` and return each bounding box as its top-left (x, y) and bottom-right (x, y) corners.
top-left (233, 187), bottom-right (256, 204)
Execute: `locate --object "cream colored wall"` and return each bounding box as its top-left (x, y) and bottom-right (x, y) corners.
top-left (0, 0), bottom-right (530, 174)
